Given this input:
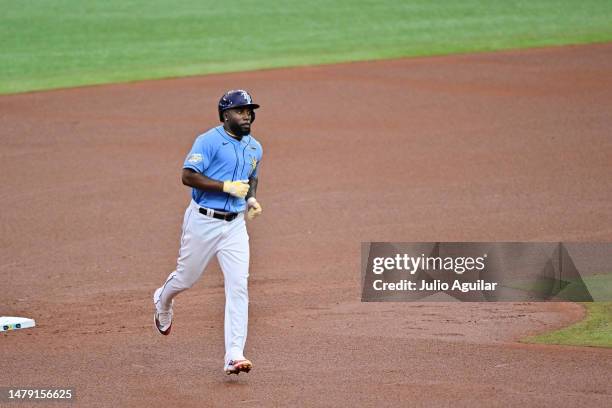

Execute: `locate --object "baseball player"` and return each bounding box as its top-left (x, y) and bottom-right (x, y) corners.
top-left (153, 90), bottom-right (263, 375)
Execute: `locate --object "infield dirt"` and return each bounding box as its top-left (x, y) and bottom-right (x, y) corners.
top-left (1, 43), bottom-right (611, 407)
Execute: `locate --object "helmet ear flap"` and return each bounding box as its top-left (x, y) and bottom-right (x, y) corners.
top-left (218, 94), bottom-right (231, 122)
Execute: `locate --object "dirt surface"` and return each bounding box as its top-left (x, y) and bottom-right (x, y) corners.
top-left (1, 43), bottom-right (612, 407)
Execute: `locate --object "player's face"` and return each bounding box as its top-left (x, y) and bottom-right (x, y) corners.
top-left (224, 107), bottom-right (253, 137)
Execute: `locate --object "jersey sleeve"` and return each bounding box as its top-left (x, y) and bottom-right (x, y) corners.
top-left (183, 135), bottom-right (215, 173)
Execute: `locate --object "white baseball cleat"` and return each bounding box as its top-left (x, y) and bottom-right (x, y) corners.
top-left (154, 309), bottom-right (173, 336)
top-left (224, 359), bottom-right (253, 375)
top-left (153, 288), bottom-right (173, 336)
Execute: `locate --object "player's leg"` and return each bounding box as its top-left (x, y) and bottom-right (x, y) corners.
top-left (216, 214), bottom-right (250, 370)
top-left (154, 202), bottom-right (222, 316)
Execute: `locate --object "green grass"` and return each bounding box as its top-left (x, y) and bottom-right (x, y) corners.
top-left (2, 0), bottom-right (612, 94)
top-left (520, 273), bottom-right (612, 347)
top-left (522, 302), bottom-right (612, 348)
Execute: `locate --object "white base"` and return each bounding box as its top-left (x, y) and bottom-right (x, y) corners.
top-left (0, 316), bottom-right (36, 332)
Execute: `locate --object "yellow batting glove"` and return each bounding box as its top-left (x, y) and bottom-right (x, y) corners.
top-left (223, 180), bottom-right (249, 198)
top-left (247, 197), bottom-right (263, 220)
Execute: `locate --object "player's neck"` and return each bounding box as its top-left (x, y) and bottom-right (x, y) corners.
top-left (223, 125), bottom-right (244, 141)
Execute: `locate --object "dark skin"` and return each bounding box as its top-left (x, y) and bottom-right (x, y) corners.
top-left (224, 107), bottom-right (253, 139)
top-left (181, 107), bottom-right (258, 199)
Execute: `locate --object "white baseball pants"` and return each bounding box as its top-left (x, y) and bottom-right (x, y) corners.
top-left (155, 200), bottom-right (250, 364)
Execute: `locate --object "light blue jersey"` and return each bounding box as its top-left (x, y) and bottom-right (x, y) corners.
top-left (183, 126), bottom-right (263, 212)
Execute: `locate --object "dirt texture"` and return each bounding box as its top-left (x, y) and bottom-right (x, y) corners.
top-left (1, 43), bottom-right (611, 407)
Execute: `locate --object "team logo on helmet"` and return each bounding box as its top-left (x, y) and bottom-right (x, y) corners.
top-left (224, 90), bottom-right (252, 106)
top-left (239, 90), bottom-right (252, 104)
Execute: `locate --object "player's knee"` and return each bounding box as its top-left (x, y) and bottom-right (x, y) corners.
top-left (230, 276), bottom-right (248, 295)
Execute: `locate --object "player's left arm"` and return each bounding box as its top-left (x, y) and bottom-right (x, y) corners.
top-left (246, 175), bottom-right (262, 220)
top-left (245, 176), bottom-right (258, 201)
top-left (246, 148), bottom-right (262, 220)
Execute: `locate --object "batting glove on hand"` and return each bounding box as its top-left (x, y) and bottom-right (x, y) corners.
top-left (247, 197), bottom-right (263, 220)
top-left (223, 180), bottom-right (250, 198)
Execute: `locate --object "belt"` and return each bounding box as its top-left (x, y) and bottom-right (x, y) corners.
top-left (199, 207), bottom-right (239, 222)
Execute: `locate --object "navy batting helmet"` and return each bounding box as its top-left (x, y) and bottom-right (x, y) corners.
top-left (218, 89), bottom-right (260, 123)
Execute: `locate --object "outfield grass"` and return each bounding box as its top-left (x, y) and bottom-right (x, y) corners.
top-left (520, 273), bottom-right (612, 347)
top-left (2, 0), bottom-right (612, 94)
top-left (522, 302), bottom-right (612, 348)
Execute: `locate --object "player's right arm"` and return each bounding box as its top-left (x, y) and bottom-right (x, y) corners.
top-left (181, 169), bottom-right (249, 198)
top-left (181, 168), bottom-right (223, 191)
